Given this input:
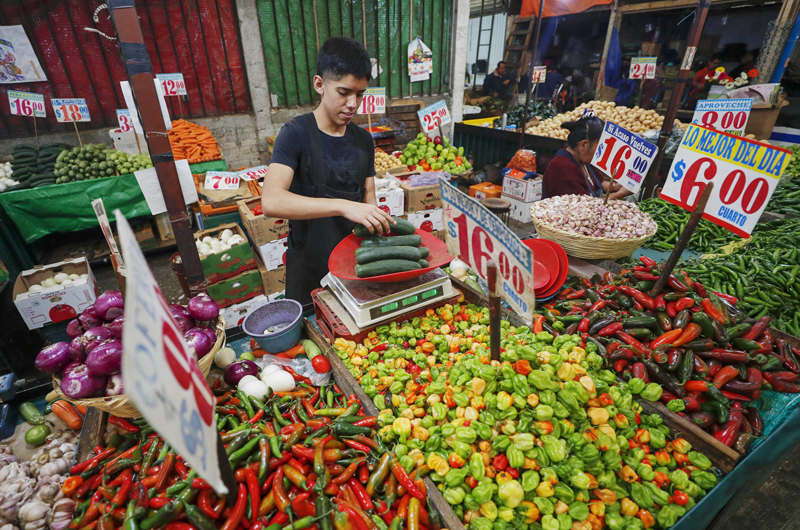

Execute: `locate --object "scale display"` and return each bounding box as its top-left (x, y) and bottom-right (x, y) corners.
top-left (370, 285), bottom-right (445, 319)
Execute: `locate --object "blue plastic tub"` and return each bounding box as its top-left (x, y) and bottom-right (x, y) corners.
top-left (242, 299), bottom-right (303, 353)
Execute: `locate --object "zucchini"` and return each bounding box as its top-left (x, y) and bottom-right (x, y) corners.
top-left (300, 339), bottom-right (322, 359)
top-left (355, 259), bottom-right (421, 278)
top-left (356, 246), bottom-right (422, 265)
top-left (418, 247), bottom-right (429, 259)
top-left (419, 259), bottom-right (429, 268)
top-left (360, 234), bottom-right (422, 248)
top-left (19, 402), bottom-right (44, 425)
top-left (5, 182), bottom-right (31, 192)
top-left (13, 143), bottom-right (37, 151)
top-left (31, 180), bottom-right (56, 188)
top-left (353, 216), bottom-right (416, 238)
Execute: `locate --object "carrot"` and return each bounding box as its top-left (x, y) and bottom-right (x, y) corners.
top-left (279, 343), bottom-right (306, 359)
top-left (53, 400), bottom-right (84, 431)
top-left (252, 348), bottom-right (267, 358)
top-left (75, 404), bottom-right (88, 415)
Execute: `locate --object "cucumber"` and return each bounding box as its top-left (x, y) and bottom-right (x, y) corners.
top-left (419, 259), bottom-right (429, 268)
top-left (353, 216), bottom-right (416, 238)
top-left (355, 259), bottom-right (421, 278)
top-left (14, 143), bottom-right (37, 151)
top-left (360, 234), bottom-right (422, 248)
top-left (31, 180), bottom-right (56, 188)
top-left (464, 277), bottom-right (484, 293)
top-left (5, 182), bottom-right (31, 192)
top-left (418, 247), bottom-right (429, 259)
top-left (300, 339), bottom-right (322, 359)
top-left (19, 402), bottom-right (44, 425)
top-left (356, 246), bottom-right (422, 265)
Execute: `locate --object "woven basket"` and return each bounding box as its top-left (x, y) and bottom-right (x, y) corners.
top-left (530, 214), bottom-right (656, 259)
top-left (52, 316), bottom-right (226, 418)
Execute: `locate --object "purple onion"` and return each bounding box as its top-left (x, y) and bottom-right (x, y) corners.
top-left (86, 339), bottom-right (123, 376)
top-left (66, 319), bottom-right (83, 339)
top-left (223, 360), bottom-right (258, 387)
top-left (188, 326), bottom-right (216, 344)
top-left (35, 342), bottom-right (71, 373)
top-left (61, 363), bottom-right (107, 399)
top-left (95, 291), bottom-right (124, 321)
top-left (184, 328), bottom-right (214, 359)
top-left (69, 326), bottom-right (114, 362)
top-left (109, 315), bottom-right (125, 339)
top-left (169, 304), bottom-right (192, 321)
top-left (78, 306), bottom-right (101, 330)
top-left (106, 374), bottom-right (125, 396)
top-left (173, 316), bottom-right (195, 334)
top-left (188, 295), bottom-right (220, 322)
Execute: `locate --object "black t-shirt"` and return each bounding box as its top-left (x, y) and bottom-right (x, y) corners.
top-left (270, 119), bottom-right (375, 192)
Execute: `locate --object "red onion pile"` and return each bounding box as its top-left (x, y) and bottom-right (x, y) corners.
top-left (35, 291), bottom-right (220, 400)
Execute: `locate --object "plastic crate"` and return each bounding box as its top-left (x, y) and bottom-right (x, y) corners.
top-left (192, 174), bottom-right (261, 216)
top-left (361, 117), bottom-right (406, 139)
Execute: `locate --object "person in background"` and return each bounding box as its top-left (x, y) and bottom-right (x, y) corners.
top-left (483, 61), bottom-right (515, 102)
top-left (566, 69), bottom-right (594, 109)
top-left (542, 115), bottom-right (628, 200)
top-left (540, 60), bottom-right (565, 101)
top-left (688, 53), bottom-right (723, 105)
top-left (729, 49), bottom-right (758, 79)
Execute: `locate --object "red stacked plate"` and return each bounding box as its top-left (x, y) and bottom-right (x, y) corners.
top-left (523, 239), bottom-right (569, 300)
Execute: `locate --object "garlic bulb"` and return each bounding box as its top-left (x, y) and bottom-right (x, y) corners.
top-left (48, 499), bottom-right (75, 530)
top-left (531, 195), bottom-right (657, 240)
top-left (18, 501), bottom-right (47, 530)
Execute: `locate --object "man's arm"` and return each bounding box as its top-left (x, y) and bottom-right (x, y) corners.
top-left (363, 176), bottom-right (377, 206)
top-left (261, 163), bottom-right (393, 234)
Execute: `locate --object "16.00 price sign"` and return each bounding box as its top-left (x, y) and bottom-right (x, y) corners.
top-left (8, 91), bottom-right (46, 118)
top-left (358, 87), bottom-right (386, 114)
top-left (591, 121), bottom-right (658, 194)
top-left (661, 124), bottom-right (792, 237)
top-left (51, 98), bottom-right (91, 122)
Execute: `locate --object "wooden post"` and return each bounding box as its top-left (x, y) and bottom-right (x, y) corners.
top-left (648, 182), bottom-right (714, 297)
top-left (33, 114), bottom-right (39, 152)
top-left (520, 0), bottom-right (545, 148)
top-left (178, 97), bottom-right (184, 119)
top-left (487, 260), bottom-right (501, 361)
top-left (73, 121), bottom-right (83, 148)
top-left (642, 0), bottom-right (711, 199)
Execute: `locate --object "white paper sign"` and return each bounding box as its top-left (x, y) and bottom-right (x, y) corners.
top-left (134, 159), bottom-right (198, 216)
top-left (204, 171), bottom-right (240, 190)
top-left (0, 26), bottom-right (47, 84)
top-left (120, 80), bottom-right (173, 135)
top-left (440, 179), bottom-right (535, 323)
top-left (532, 66), bottom-right (546, 84)
top-left (156, 73), bottom-right (187, 96)
top-left (116, 109), bottom-right (133, 132)
top-left (408, 37), bottom-right (433, 82)
top-left (238, 165), bottom-right (268, 181)
top-left (691, 98), bottom-right (753, 136)
top-left (358, 87), bottom-right (386, 115)
top-left (51, 98), bottom-right (91, 122)
top-left (91, 199), bottom-right (124, 269)
top-left (630, 57), bottom-right (657, 80)
top-left (591, 122), bottom-right (659, 194)
top-left (418, 101), bottom-right (451, 134)
top-left (661, 124), bottom-right (792, 237)
top-left (8, 91), bottom-right (45, 117)
top-left (116, 211), bottom-right (226, 494)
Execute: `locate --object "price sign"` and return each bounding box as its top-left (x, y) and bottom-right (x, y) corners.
top-left (661, 124), bottom-right (792, 237)
top-left (116, 109), bottom-right (133, 132)
top-left (531, 66), bottom-right (547, 84)
top-left (204, 171), bottom-right (240, 190)
top-left (238, 165), bottom-right (268, 181)
top-left (115, 211), bottom-right (227, 494)
top-left (156, 73), bottom-right (187, 96)
top-left (692, 98), bottom-right (753, 136)
top-left (440, 178), bottom-right (535, 323)
top-left (591, 121), bottom-right (658, 194)
top-left (629, 57), bottom-right (657, 80)
top-left (358, 87), bottom-right (386, 114)
top-left (8, 91), bottom-right (45, 118)
top-left (418, 101), bottom-right (451, 134)
top-left (51, 98), bottom-right (91, 123)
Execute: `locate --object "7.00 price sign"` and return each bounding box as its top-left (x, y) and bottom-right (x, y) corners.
top-left (591, 121), bottom-right (658, 194)
top-left (358, 87), bottom-right (386, 114)
top-left (51, 98), bottom-right (91, 123)
top-left (8, 91), bottom-right (46, 118)
top-left (156, 73), bottom-right (187, 96)
top-left (204, 171), bottom-right (240, 191)
top-left (661, 124), bottom-right (792, 237)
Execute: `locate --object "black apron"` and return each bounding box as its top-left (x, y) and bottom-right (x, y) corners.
top-left (285, 113), bottom-right (372, 311)
top-left (552, 149), bottom-right (604, 199)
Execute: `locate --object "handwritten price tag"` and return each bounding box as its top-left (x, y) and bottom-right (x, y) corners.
top-left (358, 87), bottom-right (386, 115)
top-left (116, 109), bottom-right (133, 132)
top-left (8, 91), bottom-right (45, 118)
top-left (418, 101), bottom-right (451, 134)
top-left (591, 122), bottom-right (658, 194)
top-left (692, 98), bottom-right (753, 136)
top-left (156, 73), bottom-right (187, 96)
top-left (440, 178), bottom-right (535, 323)
top-left (630, 57), bottom-right (657, 80)
top-left (238, 165), bottom-right (268, 181)
top-left (661, 124), bottom-right (792, 237)
top-left (204, 171), bottom-right (240, 191)
top-left (51, 98), bottom-right (91, 123)
top-left (531, 66), bottom-right (546, 84)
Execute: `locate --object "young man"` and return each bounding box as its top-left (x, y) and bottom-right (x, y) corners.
top-left (262, 37), bottom-right (394, 310)
top-left (483, 61), bottom-right (514, 102)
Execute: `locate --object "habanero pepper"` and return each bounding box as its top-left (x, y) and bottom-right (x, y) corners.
top-left (650, 329), bottom-right (682, 350)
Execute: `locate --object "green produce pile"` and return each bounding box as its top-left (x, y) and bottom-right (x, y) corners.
top-left (398, 133), bottom-right (471, 174)
top-left (479, 95), bottom-right (510, 113)
top-left (764, 145), bottom-right (800, 215)
top-left (639, 199), bottom-right (738, 253)
top-left (54, 144), bottom-right (153, 184)
top-left (7, 143), bottom-right (72, 191)
top-left (494, 100), bottom-right (559, 130)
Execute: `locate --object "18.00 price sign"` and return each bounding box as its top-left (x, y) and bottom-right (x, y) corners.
top-left (661, 124), bottom-right (792, 237)
top-left (440, 178), bottom-right (535, 323)
top-left (8, 91), bottom-right (46, 118)
top-left (51, 98), bottom-right (91, 122)
top-left (358, 87), bottom-right (386, 114)
top-left (591, 121), bottom-right (658, 194)
top-left (204, 171), bottom-right (240, 190)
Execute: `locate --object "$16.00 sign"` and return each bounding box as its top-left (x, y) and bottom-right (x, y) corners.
top-left (661, 124), bottom-right (792, 237)
top-left (591, 121), bottom-right (658, 194)
top-left (8, 91), bottom-right (46, 118)
top-left (440, 178), bottom-right (535, 323)
top-left (358, 87), bottom-right (386, 114)
top-left (115, 211), bottom-right (227, 493)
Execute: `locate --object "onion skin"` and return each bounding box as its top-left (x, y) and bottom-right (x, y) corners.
top-left (78, 306), bottom-right (101, 330)
top-left (188, 326), bottom-right (216, 344)
top-left (35, 342), bottom-right (71, 373)
top-left (86, 339), bottom-right (123, 376)
top-left (66, 319), bottom-right (83, 339)
top-left (106, 373), bottom-right (125, 396)
top-left (224, 360), bottom-right (258, 387)
top-left (61, 363), bottom-right (106, 399)
top-left (184, 328), bottom-right (214, 359)
top-left (95, 291), bottom-right (125, 321)
top-left (109, 315), bottom-right (125, 339)
top-left (69, 326), bottom-right (114, 362)
top-left (188, 295), bottom-right (220, 322)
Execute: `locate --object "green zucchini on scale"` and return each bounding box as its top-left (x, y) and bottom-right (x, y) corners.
top-left (360, 234), bottom-right (422, 247)
top-left (353, 216), bottom-right (416, 238)
top-left (356, 246), bottom-right (421, 265)
top-left (355, 259), bottom-right (421, 278)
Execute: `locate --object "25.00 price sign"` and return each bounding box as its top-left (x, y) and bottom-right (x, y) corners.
top-left (418, 101), bottom-right (451, 135)
top-left (51, 98), bottom-right (91, 123)
top-left (591, 121), bottom-right (658, 194)
top-left (661, 124), bottom-right (792, 237)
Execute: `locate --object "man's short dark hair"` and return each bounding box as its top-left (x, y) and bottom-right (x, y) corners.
top-left (497, 61), bottom-right (506, 68)
top-left (317, 37), bottom-right (371, 80)
top-left (710, 53), bottom-right (724, 62)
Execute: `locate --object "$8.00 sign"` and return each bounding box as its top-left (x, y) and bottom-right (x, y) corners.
top-left (358, 87), bottom-right (386, 114)
top-left (418, 101), bottom-right (451, 134)
top-left (692, 98), bottom-right (753, 136)
top-left (156, 73), bottom-right (187, 96)
top-left (440, 178), bottom-right (535, 323)
top-left (661, 124), bottom-right (792, 237)
top-left (238, 165), bottom-right (268, 181)
top-left (204, 171), bottom-right (240, 190)
top-left (115, 211), bottom-right (226, 493)
top-left (8, 91), bottom-right (46, 118)
top-left (591, 121), bottom-right (658, 194)
top-left (51, 98), bottom-right (91, 122)
top-left (629, 57), bottom-right (657, 80)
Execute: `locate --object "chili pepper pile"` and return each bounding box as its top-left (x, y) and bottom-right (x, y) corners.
top-left (59, 373), bottom-right (430, 530)
top-left (638, 199), bottom-right (738, 254)
top-left (552, 257), bottom-right (800, 453)
top-left (765, 175), bottom-right (800, 215)
top-left (333, 306), bottom-right (720, 530)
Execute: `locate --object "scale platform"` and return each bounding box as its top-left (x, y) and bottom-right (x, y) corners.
top-left (321, 268), bottom-right (456, 328)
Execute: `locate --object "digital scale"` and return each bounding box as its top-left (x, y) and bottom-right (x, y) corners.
top-left (320, 268), bottom-right (456, 328)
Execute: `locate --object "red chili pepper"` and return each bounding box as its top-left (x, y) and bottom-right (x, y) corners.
top-left (683, 395), bottom-right (701, 411)
top-left (221, 483), bottom-right (247, 530)
top-left (198, 490), bottom-right (221, 520)
top-left (694, 281), bottom-right (707, 297)
top-left (108, 416), bottom-right (139, 432)
top-left (654, 295), bottom-right (666, 312)
top-left (684, 380), bottom-right (709, 392)
top-left (631, 362), bottom-right (649, 383)
top-left (243, 467), bottom-right (260, 523)
top-left (639, 256), bottom-right (657, 267)
top-left (741, 316), bottom-right (771, 341)
top-left (589, 299), bottom-right (607, 312)
top-left (667, 274), bottom-right (689, 291)
top-left (650, 329), bottom-right (682, 349)
top-left (707, 359), bottom-right (723, 378)
top-left (533, 314), bottom-right (545, 333)
top-left (175, 460), bottom-right (189, 480)
top-left (110, 469), bottom-right (133, 506)
top-left (71, 447), bottom-right (116, 475)
top-left (770, 371), bottom-right (798, 383)
top-left (613, 359), bottom-right (628, 372)
top-left (712, 365), bottom-right (740, 389)
top-left (598, 322), bottom-right (623, 337)
top-left (566, 289), bottom-right (586, 300)
top-left (272, 467), bottom-right (291, 513)
top-left (720, 391), bottom-right (751, 401)
top-left (701, 299), bottom-right (728, 324)
top-left (358, 464), bottom-right (369, 485)
top-left (675, 297), bottom-right (695, 311)
top-left (712, 291), bottom-right (739, 304)
top-left (764, 372), bottom-right (800, 393)
top-left (665, 301), bottom-right (678, 318)
top-left (577, 318), bottom-right (590, 333)
top-left (713, 408), bottom-right (743, 446)
top-left (679, 271), bottom-right (695, 289)
top-left (671, 491), bottom-right (690, 506)
top-left (672, 323), bottom-right (702, 347)
top-left (693, 354), bottom-right (709, 375)
top-left (369, 343), bottom-right (388, 353)
top-left (347, 477), bottom-right (375, 510)
top-left (634, 271), bottom-right (659, 281)
top-left (615, 331), bottom-right (652, 356)
top-left (616, 286), bottom-right (655, 311)
top-left (149, 497), bottom-right (174, 509)
top-left (291, 492), bottom-right (316, 518)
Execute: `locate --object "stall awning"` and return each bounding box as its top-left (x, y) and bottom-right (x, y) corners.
top-left (521, 0), bottom-right (613, 17)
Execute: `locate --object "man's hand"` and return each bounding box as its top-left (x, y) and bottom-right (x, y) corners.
top-left (342, 202), bottom-right (395, 235)
top-left (503, 79), bottom-right (510, 85)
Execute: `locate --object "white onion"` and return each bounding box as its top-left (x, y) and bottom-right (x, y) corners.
top-left (53, 273), bottom-right (70, 284)
top-left (69, 274), bottom-right (80, 281)
top-left (29, 284), bottom-right (44, 293)
top-left (261, 370), bottom-right (295, 392)
top-left (42, 278), bottom-right (56, 288)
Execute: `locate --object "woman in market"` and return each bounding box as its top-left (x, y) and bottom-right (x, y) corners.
top-left (261, 37), bottom-right (394, 311)
top-left (542, 114), bottom-right (628, 200)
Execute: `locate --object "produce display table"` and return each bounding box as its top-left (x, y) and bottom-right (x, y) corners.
top-left (0, 160), bottom-right (227, 243)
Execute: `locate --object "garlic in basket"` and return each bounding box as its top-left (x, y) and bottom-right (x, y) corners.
top-left (531, 195), bottom-right (656, 239)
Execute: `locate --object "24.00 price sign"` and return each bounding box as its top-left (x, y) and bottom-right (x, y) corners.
top-left (51, 98), bottom-right (91, 123)
top-left (661, 124), bottom-right (792, 237)
top-left (591, 121), bottom-right (658, 194)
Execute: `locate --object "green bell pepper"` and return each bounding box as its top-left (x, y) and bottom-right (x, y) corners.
top-left (449, 440), bottom-right (472, 460)
top-left (497, 480), bottom-right (524, 508)
top-left (564, 381), bottom-right (590, 403)
top-left (569, 502), bottom-right (590, 522)
top-left (444, 487), bottom-right (466, 504)
top-left (691, 470), bottom-right (717, 490)
top-left (507, 445), bottom-right (525, 469)
top-left (605, 513), bottom-right (626, 530)
top-left (456, 426), bottom-right (477, 444)
top-left (521, 470), bottom-right (540, 492)
top-left (656, 504), bottom-right (686, 528)
top-left (514, 433), bottom-right (535, 451)
top-left (630, 482), bottom-right (653, 509)
top-left (688, 451), bottom-right (712, 470)
top-left (669, 469), bottom-right (690, 489)
top-left (627, 378), bottom-right (646, 394)
top-left (444, 468), bottom-right (468, 488)
top-left (533, 497), bottom-right (555, 516)
top-left (642, 481), bottom-right (670, 507)
top-left (472, 482), bottom-right (494, 504)
top-left (470, 516), bottom-right (493, 530)
top-left (542, 435), bottom-right (568, 462)
top-left (553, 483), bottom-right (575, 503)
top-left (540, 515), bottom-right (559, 530)
top-left (640, 383), bottom-right (663, 402)
top-left (569, 470), bottom-right (592, 490)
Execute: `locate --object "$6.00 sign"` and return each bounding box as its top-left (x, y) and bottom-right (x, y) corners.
top-left (661, 124), bottom-right (792, 237)
top-left (115, 211), bottom-right (226, 493)
top-left (439, 178), bottom-right (535, 323)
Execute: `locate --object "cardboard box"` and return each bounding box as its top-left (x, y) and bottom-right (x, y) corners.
top-left (258, 237), bottom-right (289, 271)
top-left (257, 253), bottom-right (286, 295)
top-left (469, 182), bottom-right (503, 200)
top-left (433, 230), bottom-right (446, 242)
top-left (375, 187), bottom-right (405, 216)
top-left (745, 94), bottom-right (788, 140)
top-left (219, 294), bottom-right (269, 329)
top-left (506, 196), bottom-right (535, 224)
top-left (268, 291), bottom-right (286, 302)
top-left (154, 212), bottom-right (175, 242)
top-left (375, 165), bottom-right (409, 178)
top-left (391, 171), bottom-right (442, 212)
top-left (407, 208), bottom-right (444, 232)
top-left (502, 174), bottom-right (542, 203)
top-left (237, 198), bottom-right (289, 246)
top-left (195, 223), bottom-right (257, 284)
top-left (13, 258), bottom-right (97, 330)
top-left (207, 268), bottom-right (264, 308)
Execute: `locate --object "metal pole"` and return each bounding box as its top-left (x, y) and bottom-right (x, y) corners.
top-left (642, 0), bottom-right (711, 199)
top-left (108, 0), bottom-right (207, 296)
top-left (520, 0), bottom-right (545, 148)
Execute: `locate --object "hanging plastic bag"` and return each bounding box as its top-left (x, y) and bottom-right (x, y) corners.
top-left (506, 150), bottom-right (538, 172)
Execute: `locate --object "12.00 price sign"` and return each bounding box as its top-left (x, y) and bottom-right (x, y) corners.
top-left (661, 124), bottom-right (792, 237)
top-left (591, 121), bottom-right (658, 194)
